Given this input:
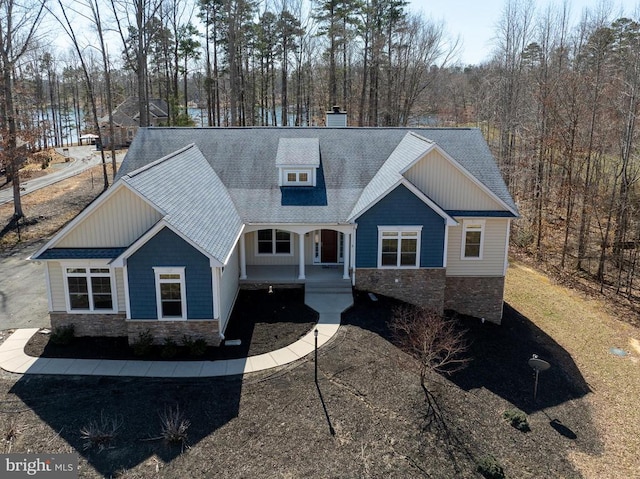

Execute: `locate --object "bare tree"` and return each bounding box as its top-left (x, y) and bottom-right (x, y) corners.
top-left (50, 0), bottom-right (109, 190)
top-left (390, 306), bottom-right (469, 382)
top-left (0, 0), bottom-right (46, 219)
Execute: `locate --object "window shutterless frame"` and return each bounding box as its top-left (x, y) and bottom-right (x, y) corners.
top-left (153, 267), bottom-right (187, 320)
top-left (461, 219), bottom-right (485, 260)
top-left (377, 226), bottom-right (422, 268)
top-left (255, 229), bottom-right (293, 255)
top-left (62, 264), bottom-right (117, 313)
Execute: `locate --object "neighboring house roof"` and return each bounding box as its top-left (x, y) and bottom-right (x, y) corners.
top-left (100, 97), bottom-right (169, 127)
top-left (118, 127), bottom-right (518, 223)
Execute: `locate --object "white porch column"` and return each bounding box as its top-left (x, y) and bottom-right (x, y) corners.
top-left (298, 233), bottom-right (306, 280)
top-left (343, 232), bottom-right (350, 279)
top-left (239, 233), bottom-right (247, 279)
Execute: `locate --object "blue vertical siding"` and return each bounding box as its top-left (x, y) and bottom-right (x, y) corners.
top-left (355, 184), bottom-right (446, 268)
top-left (127, 227), bottom-right (214, 319)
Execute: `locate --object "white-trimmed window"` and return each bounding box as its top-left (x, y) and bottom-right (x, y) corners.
top-left (377, 227), bottom-right (422, 268)
top-left (283, 169), bottom-right (313, 186)
top-left (256, 229), bottom-right (293, 255)
top-left (461, 220), bottom-right (485, 259)
top-left (154, 267), bottom-right (187, 320)
top-left (64, 267), bottom-right (115, 312)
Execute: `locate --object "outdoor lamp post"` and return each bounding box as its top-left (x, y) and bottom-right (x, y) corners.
top-left (314, 329), bottom-right (319, 383)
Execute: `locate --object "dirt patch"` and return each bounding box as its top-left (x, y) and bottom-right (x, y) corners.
top-left (24, 289), bottom-right (317, 361)
top-left (0, 165), bottom-right (111, 251)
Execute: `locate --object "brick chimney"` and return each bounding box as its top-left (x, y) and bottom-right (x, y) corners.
top-left (326, 106), bottom-right (347, 127)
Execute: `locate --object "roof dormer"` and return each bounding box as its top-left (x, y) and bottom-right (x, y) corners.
top-left (276, 138), bottom-right (320, 187)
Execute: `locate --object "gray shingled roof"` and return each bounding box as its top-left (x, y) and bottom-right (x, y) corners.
top-left (348, 132), bottom-right (434, 220)
top-left (276, 138), bottom-right (320, 167)
top-left (118, 127), bottom-right (518, 225)
top-left (121, 144), bottom-right (243, 265)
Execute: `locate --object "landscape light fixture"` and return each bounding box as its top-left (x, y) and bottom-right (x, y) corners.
top-left (314, 329), bottom-right (319, 383)
top-left (268, 285), bottom-right (273, 294)
top-left (528, 354), bottom-right (551, 402)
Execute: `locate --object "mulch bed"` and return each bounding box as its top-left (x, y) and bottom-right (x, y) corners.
top-left (4, 290), bottom-right (600, 478)
top-left (24, 288), bottom-right (317, 361)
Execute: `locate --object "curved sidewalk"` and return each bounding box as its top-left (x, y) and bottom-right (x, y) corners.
top-left (0, 292), bottom-right (352, 378)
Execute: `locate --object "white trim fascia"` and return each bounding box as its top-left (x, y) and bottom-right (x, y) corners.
top-left (123, 264), bottom-right (131, 319)
top-left (347, 179), bottom-right (457, 226)
top-left (503, 219), bottom-right (512, 276)
top-left (222, 224), bottom-right (245, 266)
top-left (111, 220), bottom-right (223, 268)
top-left (211, 267), bottom-right (221, 320)
top-left (31, 182), bottom-right (125, 260)
top-left (401, 179), bottom-right (458, 226)
top-left (406, 143), bottom-right (519, 217)
top-left (242, 223), bottom-right (354, 235)
top-left (44, 263), bottom-right (53, 312)
top-left (30, 181), bottom-right (166, 260)
top-left (443, 225), bottom-right (449, 269)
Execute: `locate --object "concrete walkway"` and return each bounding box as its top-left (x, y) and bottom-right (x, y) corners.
top-left (0, 289), bottom-right (353, 378)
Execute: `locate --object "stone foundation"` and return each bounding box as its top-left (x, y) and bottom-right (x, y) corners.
top-left (444, 276), bottom-right (505, 323)
top-left (355, 268), bottom-right (446, 313)
top-left (49, 312), bottom-right (221, 346)
top-left (50, 312), bottom-right (128, 337)
top-left (127, 320), bottom-right (221, 346)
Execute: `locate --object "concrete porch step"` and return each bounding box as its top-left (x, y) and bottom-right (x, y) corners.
top-left (305, 282), bottom-right (352, 294)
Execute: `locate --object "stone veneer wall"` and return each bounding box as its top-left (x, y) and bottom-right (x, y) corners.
top-left (49, 313), bottom-right (221, 346)
top-left (444, 276), bottom-right (505, 324)
top-left (355, 268), bottom-right (446, 312)
top-left (50, 312), bottom-right (128, 337)
top-left (127, 320), bottom-right (221, 346)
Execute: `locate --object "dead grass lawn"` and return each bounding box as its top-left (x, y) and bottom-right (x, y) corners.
top-left (505, 262), bottom-right (640, 478)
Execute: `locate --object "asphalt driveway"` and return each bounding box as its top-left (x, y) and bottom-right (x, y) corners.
top-left (0, 241), bottom-right (49, 330)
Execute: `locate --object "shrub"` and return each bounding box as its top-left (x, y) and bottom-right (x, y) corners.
top-left (159, 405), bottom-right (190, 445)
top-left (50, 325), bottom-right (75, 346)
top-left (182, 336), bottom-right (207, 357)
top-left (79, 413), bottom-right (122, 451)
top-left (477, 454), bottom-right (505, 479)
top-left (131, 330), bottom-right (154, 357)
top-left (161, 338), bottom-right (179, 359)
top-left (503, 408), bottom-right (530, 432)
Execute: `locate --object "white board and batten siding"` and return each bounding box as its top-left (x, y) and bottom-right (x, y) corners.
top-left (404, 149), bottom-right (504, 211)
top-left (244, 231), bottom-right (316, 265)
top-left (58, 186), bottom-right (163, 248)
top-left (219, 245), bottom-right (240, 333)
top-left (47, 262), bottom-right (65, 312)
top-left (446, 218), bottom-right (510, 277)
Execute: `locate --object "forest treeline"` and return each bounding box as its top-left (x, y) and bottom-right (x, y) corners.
top-left (1, 0), bottom-right (640, 308)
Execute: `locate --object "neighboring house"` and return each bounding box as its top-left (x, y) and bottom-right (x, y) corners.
top-left (32, 114), bottom-right (518, 346)
top-left (99, 98), bottom-right (169, 148)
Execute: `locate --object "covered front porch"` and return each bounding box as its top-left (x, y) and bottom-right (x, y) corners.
top-left (238, 224), bottom-right (355, 282)
top-left (239, 264), bottom-right (350, 285)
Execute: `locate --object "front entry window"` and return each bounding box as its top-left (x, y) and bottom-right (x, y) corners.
top-left (154, 267), bottom-right (187, 319)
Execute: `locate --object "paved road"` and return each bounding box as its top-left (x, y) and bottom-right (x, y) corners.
top-left (0, 146), bottom-right (126, 329)
top-left (0, 146), bottom-right (125, 205)
top-left (0, 241), bottom-right (50, 330)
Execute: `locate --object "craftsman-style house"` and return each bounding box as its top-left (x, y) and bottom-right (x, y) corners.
top-left (32, 113), bottom-right (518, 345)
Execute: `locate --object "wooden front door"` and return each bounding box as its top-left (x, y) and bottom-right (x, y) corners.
top-left (321, 229), bottom-right (338, 263)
